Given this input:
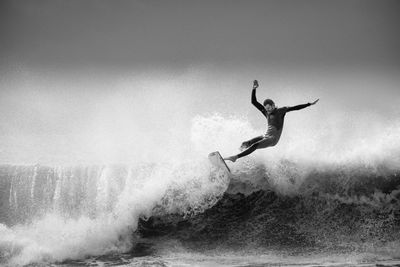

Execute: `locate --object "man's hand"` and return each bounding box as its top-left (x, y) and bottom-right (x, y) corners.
top-left (310, 99), bottom-right (319, 105)
top-left (253, 80), bottom-right (259, 89)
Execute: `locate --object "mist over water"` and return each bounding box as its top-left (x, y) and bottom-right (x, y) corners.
top-left (0, 66), bottom-right (400, 265)
top-left (1, 66), bottom-right (399, 165)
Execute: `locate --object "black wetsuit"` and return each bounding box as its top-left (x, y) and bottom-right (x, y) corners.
top-left (237, 88), bottom-right (311, 158)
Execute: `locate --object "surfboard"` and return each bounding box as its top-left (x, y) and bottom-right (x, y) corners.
top-left (208, 151), bottom-right (231, 173)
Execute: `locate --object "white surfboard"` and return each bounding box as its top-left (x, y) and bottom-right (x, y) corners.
top-left (208, 151), bottom-right (231, 173)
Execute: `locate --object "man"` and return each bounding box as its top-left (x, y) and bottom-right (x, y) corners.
top-left (224, 80), bottom-right (319, 162)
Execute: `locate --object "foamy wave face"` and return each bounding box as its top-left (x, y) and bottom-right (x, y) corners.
top-left (0, 215), bottom-right (130, 265)
top-left (1, 112), bottom-right (399, 265)
top-left (0, 161), bottom-right (229, 265)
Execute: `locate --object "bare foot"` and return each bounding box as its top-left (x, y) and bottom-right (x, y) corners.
top-left (224, 156), bottom-right (238, 162)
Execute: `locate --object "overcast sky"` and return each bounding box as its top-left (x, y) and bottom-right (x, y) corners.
top-left (1, 0), bottom-right (399, 70)
top-left (1, 0), bottom-right (399, 164)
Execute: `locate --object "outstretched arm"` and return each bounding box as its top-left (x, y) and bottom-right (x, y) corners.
top-left (251, 80), bottom-right (266, 114)
top-left (287, 99), bottom-right (319, 112)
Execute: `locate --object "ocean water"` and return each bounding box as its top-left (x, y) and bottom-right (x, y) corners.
top-left (1, 114), bottom-right (400, 266)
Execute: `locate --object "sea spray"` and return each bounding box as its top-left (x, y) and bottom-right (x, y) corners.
top-left (0, 159), bottom-right (230, 265)
top-left (1, 113), bottom-right (400, 265)
top-left (191, 114), bottom-right (400, 194)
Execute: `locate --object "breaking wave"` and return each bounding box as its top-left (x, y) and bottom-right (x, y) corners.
top-left (1, 114), bottom-right (400, 265)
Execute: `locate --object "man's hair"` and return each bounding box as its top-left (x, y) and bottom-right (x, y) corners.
top-left (263, 99), bottom-right (275, 106)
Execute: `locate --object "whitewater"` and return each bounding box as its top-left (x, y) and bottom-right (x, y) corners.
top-left (0, 68), bottom-right (400, 266)
top-left (0, 110), bottom-right (400, 266)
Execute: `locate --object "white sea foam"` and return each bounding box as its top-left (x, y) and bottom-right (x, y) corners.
top-left (1, 110), bottom-right (400, 265)
top-left (0, 139), bottom-right (230, 265)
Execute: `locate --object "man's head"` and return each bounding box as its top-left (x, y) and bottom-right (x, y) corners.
top-left (263, 99), bottom-right (276, 114)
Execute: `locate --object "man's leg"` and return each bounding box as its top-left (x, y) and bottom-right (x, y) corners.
top-left (225, 138), bottom-right (275, 162)
top-left (237, 143), bottom-right (260, 158)
top-left (240, 135), bottom-right (264, 151)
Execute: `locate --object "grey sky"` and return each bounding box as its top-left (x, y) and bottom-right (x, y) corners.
top-left (1, 1), bottom-right (400, 164)
top-left (1, 0), bottom-right (399, 70)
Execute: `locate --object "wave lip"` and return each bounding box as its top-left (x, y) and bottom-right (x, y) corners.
top-left (138, 163), bottom-right (400, 254)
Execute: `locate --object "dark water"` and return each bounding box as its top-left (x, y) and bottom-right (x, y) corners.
top-left (1, 161), bottom-right (400, 266)
top-left (137, 173), bottom-right (400, 257)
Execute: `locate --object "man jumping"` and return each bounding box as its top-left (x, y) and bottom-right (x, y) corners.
top-left (224, 80), bottom-right (319, 162)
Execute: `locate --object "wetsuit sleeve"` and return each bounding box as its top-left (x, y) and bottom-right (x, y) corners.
top-left (286, 103), bottom-right (311, 112)
top-left (251, 89), bottom-right (267, 115)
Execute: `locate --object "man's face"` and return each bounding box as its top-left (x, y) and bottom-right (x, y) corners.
top-left (265, 104), bottom-right (275, 114)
